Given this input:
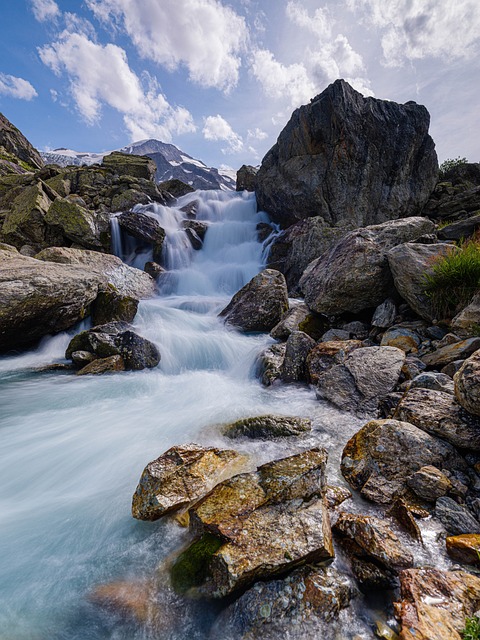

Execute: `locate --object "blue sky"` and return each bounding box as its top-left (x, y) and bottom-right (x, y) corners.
top-left (0, 0), bottom-right (479, 170)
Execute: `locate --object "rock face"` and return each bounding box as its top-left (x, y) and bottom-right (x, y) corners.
top-left (132, 444), bottom-right (246, 521)
top-left (256, 79), bottom-right (438, 228)
top-left (235, 165), bottom-right (257, 192)
top-left (222, 415), bottom-right (311, 439)
top-left (0, 112), bottom-right (43, 172)
top-left (300, 217), bottom-right (434, 315)
top-left (176, 449), bottom-right (334, 597)
top-left (454, 349), bottom-right (480, 417)
top-left (219, 269), bottom-right (289, 332)
top-left (394, 568), bottom-right (480, 640)
top-left (341, 419), bottom-right (466, 504)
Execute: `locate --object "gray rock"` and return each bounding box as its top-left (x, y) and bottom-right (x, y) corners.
top-left (300, 217), bottom-right (434, 315)
top-left (235, 164), bottom-right (257, 192)
top-left (388, 242), bottom-right (457, 321)
top-left (222, 415), bottom-right (312, 439)
top-left (380, 327), bottom-right (421, 353)
top-left (451, 292), bottom-right (480, 338)
top-left (219, 269), bottom-right (289, 332)
top-left (281, 331), bottom-right (316, 382)
top-left (0, 112), bottom-right (44, 170)
top-left (341, 321), bottom-right (370, 340)
top-left (76, 354), bottom-right (125, 376)
top-left (307, 340), bottom-right (363, 385)
top-left (422, 337), bottom-right (480, 368)
top-left (321, 328), bottom-right (350, 342)
top-left (441, 360), bottom-right (466, 377)
top-left (410, 372), bottom-right (455, 395)
top-left (71, 350), bottom-right (97, 366)
top-left (402, 357), bottom-right (427, 380)
top-left (270, 302), bottom-right (311, 340)
top-left (341, 419), bottom-right (467, 504)
top-left (256, 79), bottom-right (437, 228)
top-left (372, 298), bottom-right (397, 329)
top-left (407, 466), bottom-right (452, 502)
top-left (435, 496), bottom-right (480, 535)
top-left (316, 346), bottom-right (405, 414)
top-left (182, 219), bottom-right (208, 250)
top-left (117, 210), bottom-right (165, 261)
top-left (438, 212), bottom-right (480, 241)
top-left (395, 387), bottom-right (480, 450)
top-left (144, 261), bottom-right (165, 279)
top-left (91, 287), bottom-right (138, 326)
top-left (454, 349), bottom-right (480, 417)
top-left (256, 342), bottom-right (286, 386)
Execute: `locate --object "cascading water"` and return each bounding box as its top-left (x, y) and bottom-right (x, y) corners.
top-left (0, 190), bottom-right (450, 640)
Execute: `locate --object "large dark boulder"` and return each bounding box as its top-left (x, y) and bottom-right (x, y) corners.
top-left (235, 165), bottom-right (257, 192)
top-left (102, 152), bottom-right (157, 181)
top-left (117, 210), bottom-right (166, 261)
top-left (256, 79), bottom-right (438, 228)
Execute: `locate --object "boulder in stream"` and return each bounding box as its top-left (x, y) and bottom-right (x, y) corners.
top-left (222, 414), bottom-right (311, 439)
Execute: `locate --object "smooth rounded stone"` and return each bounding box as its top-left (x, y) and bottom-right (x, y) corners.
top-left (144, 261), bottom-right (165, 279)
top-left (387, 242), bottom-right (457, 322)
top-left (76, 354), bottom-right (125, 376)
top-left (325, 485), bottom-right (352, 510)
top-left (183, 449), bottom-right (334, 597)
top-left (441, 359), bottom-right (465, 378)
top-left (410, 372), bottom-right (454, 395)
top-left (341, 419), bottom-right (467, 504)
top-left (281, 330), bottom-right (316, 382)
top-left (19, 244), bottom-right (36, 257)
top-left (222, 415), bottom-right (312, 440)
top-left (300, 217), bottom-right (434, 316)
top-left (372, 298), bottom-right (397, 329)
top-left (341, 321), bottom-right (369, 340)
top-left (422, 337), bottom-right (480, 368)
top-left (451, 292), bottom-right (480, 338)
top-left (407, 466), bottom-right (452, 502)
top-left (255, 79), bottom-right (437, 229)
top-left (270, 302), bottom-right (311, 340)
top-left (132, 444), bottom-right (247, 521)
top-left (182, 219), bottom-right (208, 250)
top-left (209, 565), bottom-right (354, 640)
top-left (307, 340), bottom-right (363, 385)
top-left (91, 287), bottom-right (138, 326)
top-left (321, 328), bottom-right (350, 342)
top-left (316, 346), bottom-right (405, 414)
top-left (381, 327), bottom-right (421, 353)
top-left (446, 534), bottom-right (480, 565)
top-left (219, 269), bottom-right (289, 332)
top-left (401, 357), bottom-right (427, 380)
top-left (71, 350), bottom-right (97, 366)
top-left (435, 496), bottom-right (480, 535)
top-left (235, 164), bottom-right (257, 192)
top-left (394, 568), bottom-right (480, 640)
top-left (256, 342), bottom-right (286, 386)
top-left (454, 349), bottom-right (480, 417)
top-left (395, 387), bottom-right (480, 450)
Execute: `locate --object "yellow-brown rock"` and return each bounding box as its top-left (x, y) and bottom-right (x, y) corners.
top-left (446, 534), bottom-right (480, 565)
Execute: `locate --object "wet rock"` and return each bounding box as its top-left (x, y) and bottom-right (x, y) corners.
top-left (91, 286), bottom-right (138, 326)
top-left (325, 485), bottom-right (352, 510)
top-left (71, 350), bottom-right (97, 366)
top-left (256, 222), bottom-right (273, 242)
top-left (88, 579), bottom-right (153, 623)
top-left (451, 292), bottom-right (480, 338)
top-left (380, 327), bottom-right (421, 353)
top-left (341, 419), bottom-right (466, 504)
top-left (394, 568), bottom-right (480, 640)
top-left (132, 444), bottom-right (247, 521)
top-left (179, 199), bottom-right (199, 218)
top-left (117, 210), bottom-right (165, 261)
top-left (209, 565), bottom-right (354, 640)
top-left (422, 337), bottom-right (480, 368)
top-left (182, 220), bottom-right (208, 250)
top-left (222, 415), bottom-right (311, 440)
top-left (256, 342), bottom-right (286, 386)
top-left (407, 466), bottom-right (452, 502)
top-left (306, 340), bottom-right (363, 385)
top-left (119, 330), bottom-right (161, 370)
top-left (144, 261), bottom-right (165, 279)
top-left (256, 79), bottom-right (437, 228)
top-left (316, 346), bottom-right (405, 414)
top-left (102, 152), bottom-right (157, 181)
top-left (454, 349), bottom-right (480, 417)
top-left (182, 449), bottom-right (334, 597)
top-left (435, 496), bottom-right (480, 535)
top-left (300, 217), bottom-right (434, 315)
top-left (387, 497), bottom-right (423, 542)
top-left (388, 242), bottom-right (456, 322)
top-left (409, 372), bottom-right (454, 394)
top-left (270, 302), bottom-right (311, 340)
top-left (219, 269), bottom-right (289, 332)
top-left (446, 534), bottom-right (480, 565)
top-left (77, 354), bottom-right (125, 376)
top-left (394, 387), bottom-right (480, 450)
top-left (235, 164), bottom-right (257, 192)
top-left (372, 299), bottom-right (397, 329)
top-left (281, 330), bottom-right (316, 382)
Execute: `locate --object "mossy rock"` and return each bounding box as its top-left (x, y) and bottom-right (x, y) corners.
top-left (2, 181), bottom-right (52, 244)
top-left (298, 313), bottom-right (329, 340)
top-left (159, 179), bottom-right (195, 198)
top-left (102, 152), bottom-right (156, 181)
top-left (44, 197), bottom-right (100, 248)
top-left (111, 188), bottom-right (149, 212)
top-left (45, 173), bottom-right (71, 198)
top-left (170, 533), bottom-right (223, 595)
top-left (91, 286), bottom-right (138, 326)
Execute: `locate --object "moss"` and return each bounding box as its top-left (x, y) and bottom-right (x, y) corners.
top-left (2, 183), bottom-right (50, 243)
top-left (170, 533), bottom-right (223, 595)
top-left (44, 198), bottom-right (96, 243)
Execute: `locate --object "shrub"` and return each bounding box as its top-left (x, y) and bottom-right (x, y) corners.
top-left (462, 615), bottom-right (480, 640)
top-left (439, 156), bottom-right (468, 179)
top-left (424, 240), bottom-right (480, 320)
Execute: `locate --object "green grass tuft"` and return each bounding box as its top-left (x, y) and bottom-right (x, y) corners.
top-left (462, 615), bottom-right (480, 640)
top-left (424, 240), bottom-right (480, 320)
top-left (439, 156), bottom-right (468, 179)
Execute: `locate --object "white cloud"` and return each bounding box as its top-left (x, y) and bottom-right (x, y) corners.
top-left (247, 128), bottom-right (268, 141)
top-left (85, 0), bottom-right (248, 92)
top-left (286, 1), bottom-right (332, 39)
top-left (31, 0), bottom-right (60, 22)
top-left (348, 0), bottom-right (480, 66)
top-left (0, 74), bottom-right (38, 100)
top-left (203, 115), bottom-right (243, 154)
top-left (38, 31), bottom-right (195, 141)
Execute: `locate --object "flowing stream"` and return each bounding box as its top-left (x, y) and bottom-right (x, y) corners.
top-left (0, 191), bottom-right (449, 639)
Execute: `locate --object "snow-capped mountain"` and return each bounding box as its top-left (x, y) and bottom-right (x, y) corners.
top-left (41, 140), bottom-right (235, 191)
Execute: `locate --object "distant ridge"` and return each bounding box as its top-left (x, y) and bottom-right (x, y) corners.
top-left (41, 139), bottom-right (235, 191)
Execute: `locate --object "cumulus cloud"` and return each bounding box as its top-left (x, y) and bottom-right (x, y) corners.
top-left (38, 31), bottom-right (195, 141)
top-left (85, 0), bottom-right (248, 92)
top-left (0, 74), bottom-right (38, 100)
top-left (348, 0), bottom-right (480, 66)
top-left (203, 115), bottom-right (243, 154)
top-left (286, 1), bottom-right (332, 39)
top-left (31, 0), bottom-right (60, 22)
top-left (247, 128), bottom-right (268, 141)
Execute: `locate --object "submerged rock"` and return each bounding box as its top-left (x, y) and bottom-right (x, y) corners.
top-left (341, 419), bottom-right (466, 504)
top-left (256, 79), bottom-right (437, 228)
top-left (454, 349), bottom-right (480, 417)
top-left (222, 414), bottom-right (311, 439)
top-left (132, 444), bottom-right (247, 521)
top-left (219, 269), bottom-right (288, 332)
